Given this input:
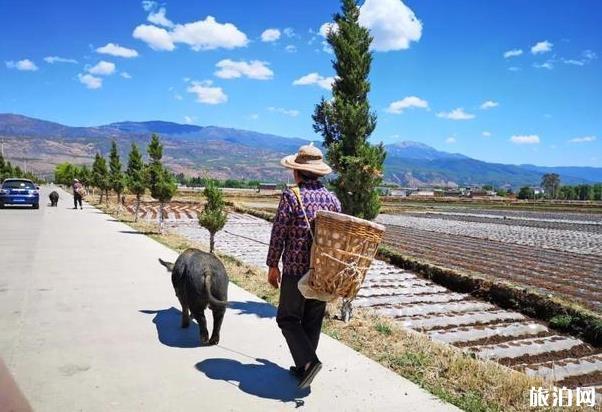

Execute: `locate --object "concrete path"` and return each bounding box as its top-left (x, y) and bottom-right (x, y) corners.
top-left (0, 187), bottom-right (458, 412)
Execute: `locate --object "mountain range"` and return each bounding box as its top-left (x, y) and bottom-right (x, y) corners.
top-left (1, 113), bottom-right (601, 187)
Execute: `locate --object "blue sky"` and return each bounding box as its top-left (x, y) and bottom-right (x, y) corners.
top-left (1, 0), bottom-right (601, 167)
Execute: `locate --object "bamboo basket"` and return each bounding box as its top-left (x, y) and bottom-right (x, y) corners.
top-left (308, 211), bottom-right (385, 300)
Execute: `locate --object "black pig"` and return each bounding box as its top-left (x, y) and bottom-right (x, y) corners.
top-left (49, 191), bottom-right (59, 207)
top-left (159, 248), bottom-right (228, 345)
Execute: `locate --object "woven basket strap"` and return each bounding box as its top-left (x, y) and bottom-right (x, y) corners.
top-left (291, 186), bottom-right (314, 242)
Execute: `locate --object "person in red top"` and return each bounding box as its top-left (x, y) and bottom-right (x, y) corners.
top-left (266, 143), bottom-right (341, 389)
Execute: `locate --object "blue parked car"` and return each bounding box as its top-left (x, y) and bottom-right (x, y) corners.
top-left (0, 178), bottom-right (40, 209)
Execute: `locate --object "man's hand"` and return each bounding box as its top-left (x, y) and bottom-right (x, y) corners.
top-left (268, 266), bottom-right (281, 289)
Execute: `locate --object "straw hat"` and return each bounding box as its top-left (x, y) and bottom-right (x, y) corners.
top-left (280, 143), bottom-right (332, 176)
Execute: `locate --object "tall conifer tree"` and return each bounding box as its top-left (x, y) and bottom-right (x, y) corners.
top-left (313, 0), bottom-right (386, 219)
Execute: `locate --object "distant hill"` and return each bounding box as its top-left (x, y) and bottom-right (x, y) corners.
top-left (1, 113), bottom-right (600, 186)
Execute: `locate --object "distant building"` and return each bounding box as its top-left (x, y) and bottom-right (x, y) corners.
top-left (531, 187), bottom-right (545, 196)
top-left (411, 190), bottom-right (435, 197)
top-left (443, 190), bottom-right (462, 197)
top-left (390, 189), bottom-right (409, 197)
top-left (258, 183), bottom-right (278, 192)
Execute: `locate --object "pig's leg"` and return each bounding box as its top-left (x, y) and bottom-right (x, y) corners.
top-left (208, 307), bottom-right (225, 345)
top-left (192, 309), bottom-right (209, 344)
top-left (177, 296), bottom-right (190, 328)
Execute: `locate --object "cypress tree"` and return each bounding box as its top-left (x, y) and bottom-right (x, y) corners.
top-left (146, 134), bottom-right (176, 232)
top-left (198, 180), bottom-right (227, 253)
top-left (109, 140), bottom-right (125, 205)
top-left (126, 143), bottom-right (146, 222)
top-left (313, 0), bottom-right (386, 219)
top-left (92, 153), bottom-right (109, 203)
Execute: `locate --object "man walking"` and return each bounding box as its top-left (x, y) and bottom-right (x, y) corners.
top-left (72, 179), bottom-right (83, 210)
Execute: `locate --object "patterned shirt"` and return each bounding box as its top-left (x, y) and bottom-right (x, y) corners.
top-left (266, 180), bottom-right (341, 277)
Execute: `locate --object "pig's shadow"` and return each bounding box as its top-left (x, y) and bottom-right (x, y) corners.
top-left (228, 300), bottom-right (276, 319)
top-left (196, 358), bottom-right (309, 405)
top-left (140, 307), bottom-right (201, 348)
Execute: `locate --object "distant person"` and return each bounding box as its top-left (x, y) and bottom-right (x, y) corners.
top-left (266, 143), bottom-right (341, 389)
top-left (72, 179), bottom-right (83, 210)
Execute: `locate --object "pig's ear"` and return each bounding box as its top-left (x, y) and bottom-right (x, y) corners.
top-left (158, 258), bottom-right (175, 272)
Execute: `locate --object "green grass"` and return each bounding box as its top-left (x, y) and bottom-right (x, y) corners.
top-left (375, 322), bottom-right (393, 336)
top-left (549, 314), bottom-right (574, 330)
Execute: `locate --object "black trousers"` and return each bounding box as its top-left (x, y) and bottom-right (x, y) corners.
top-left (74, 193), bottom-right (83, 208)
top-left (277, 275), bottom-right (326, 368)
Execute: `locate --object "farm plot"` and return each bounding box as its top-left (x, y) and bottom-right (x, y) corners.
top-left (376, 214), bottom-right (602, 256)
top-left (166, 213), bottom-right (602, 392)
top-left (378, 212), bottom-right (602, 312)
top-left (408, 211), bottom-right (602, 234)
top-left (124, 200), bottom-right (204, 221)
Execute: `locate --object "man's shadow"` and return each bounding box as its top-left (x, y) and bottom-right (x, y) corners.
top-left (196, 357), bottom-right (309, 406)
top-left (140, 307), bottom-right (201, 348)
top-left (228, 301), bottom-right (276, 319)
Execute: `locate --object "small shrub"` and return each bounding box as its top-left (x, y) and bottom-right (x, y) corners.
top-left (375, 322), bottom-right (392, 336)
top-left (549, 314), bottom-right (573, 330)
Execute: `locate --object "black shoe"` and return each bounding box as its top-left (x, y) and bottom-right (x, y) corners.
top-left (298, 360), bottom-right (322, 389)
top-left (289, 366), bottom-right (303, 379)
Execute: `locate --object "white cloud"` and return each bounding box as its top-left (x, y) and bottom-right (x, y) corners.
top-left (582, 49), bottom-right (597, 61)
top-left (187, 80), bottom-right (227, 104)
top-left (148, 7), bottom-right (174, 28)
top-left (445, 137), bottom-right (456, 144)
top-left (214, 59), bottom-right (273, 80)
top-left (437, 108), bottom-right (475, 120)
top-left (285, 45), bottom-right (297, 53)
top-left (268, 107), bottom-right (300, 117)
top-left (248, 113), bottom-right (259, 120)
top-left (569, 136), bottom-right (596, 144)
top-left (508, 66), bottom-right (521, 72)
top-left (319, 22), bottom-right (338, 38)
top-left (5, 59), bottom-right (38, 71)
top-left (174, 93), bottom-right (183, 101)
top-left (482, 131), bottom-right (492, 137)
top-left (533, 61), bottom-right (553, 70)
top-left (88, 61), bottom-right (116, 76)
top-left (561, 50), bottom-right (598, 67)
top-left (141, 1), bottom-right (156, 12)
top-left (120, 72), bottom-right (132, 79)
top-left (292, 72), bottom-right (335, 90)
top-left (171, 16), bottom-right (248, 51)
top-left (134, 14), bottom-right (249, 52)
top-left (510, 135), bottom-right (540, 144)
top-left (96, 43), bottom-right (139, 58)
top-left (386, 96), bottom-right (429, 114)
top-left (503, 49), bottom-right (523, 58)
top-left (531, 40), bottom-right (553, 54)
top-left (317, 23), bottom-right (338, 53)
top-left (183, 115), bottom-right (196, 124)
top-left (78, 73), bottom-right (102, 89)
top-left (480, 100), bottom-right (499, 110)
top-left (133, 24), bottom-right (175, 51)
top-left (562, 59), bottom-right (585, 66)
top-left (358, 0), bottom-right (422, 52)
top-left (261, 29), bottom-right (281, 42)
top-left (283, 27), bottom-right (296, 38)
top-left (44, 56), bottom-right (78, 64)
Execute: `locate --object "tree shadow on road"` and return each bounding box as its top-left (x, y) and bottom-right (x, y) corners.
top-left (121, 230), bottom-right (160, 235)
top-left (228, 301), bottom-right (276, 319)
top-left (140, 307), bottom-right (201, 348)
top-left (195, 357), bottom-right (309, 406)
